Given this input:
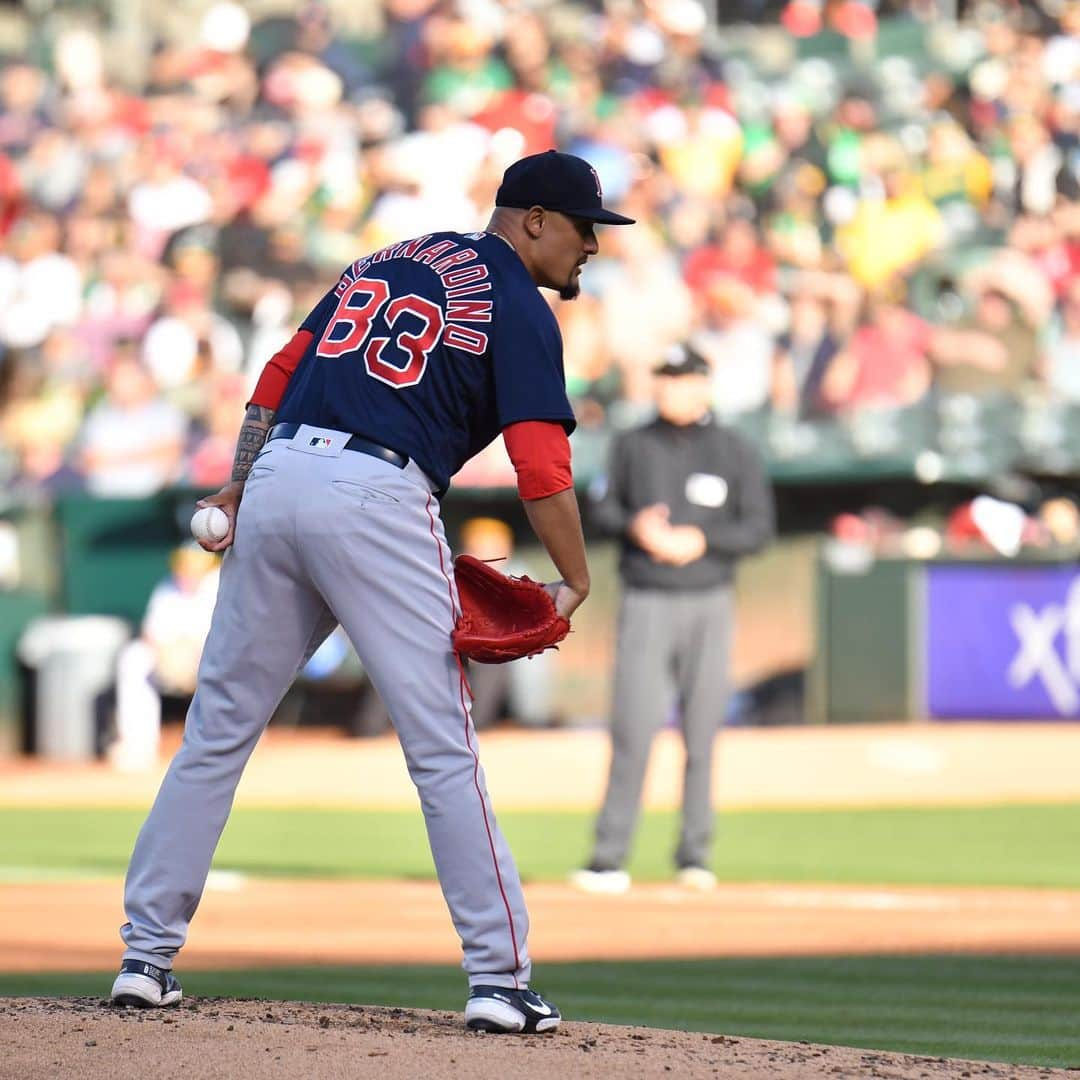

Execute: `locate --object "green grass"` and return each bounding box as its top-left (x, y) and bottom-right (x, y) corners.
top-left (2, 956), bottom-right (1078, 1068)
top-left (5, 805), bottom-right (1080, 1067)
top-left (3, 804), bottom-right (1080, 887)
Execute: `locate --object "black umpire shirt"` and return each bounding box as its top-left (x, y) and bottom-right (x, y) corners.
top-left (590, 413), bottom-right (776, 591)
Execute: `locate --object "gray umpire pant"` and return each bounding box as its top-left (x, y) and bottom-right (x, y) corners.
top-left (119, 428), bottom-right (531, 989)
top-left (591, 584), bottom-right (734, 871)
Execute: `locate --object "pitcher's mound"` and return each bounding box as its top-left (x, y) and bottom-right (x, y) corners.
top-left (0, 996), bottom-right (1063, 1079)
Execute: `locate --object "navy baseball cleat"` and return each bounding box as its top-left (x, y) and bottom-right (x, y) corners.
top-left (110, 959), bottom-right (183, 1007)
top-left (465, 985), bottom-right (561, 1034)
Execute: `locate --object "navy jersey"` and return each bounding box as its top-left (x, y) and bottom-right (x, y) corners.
top-left (275, 231), bottom-right (577, 495)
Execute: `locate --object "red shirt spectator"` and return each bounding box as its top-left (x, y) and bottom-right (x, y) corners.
top-left (825, 301), bottom-right (932, 410)
top-left (474, 89), bottom-right (558, 157)
top-left (684, 217), bottom-right (776, 297)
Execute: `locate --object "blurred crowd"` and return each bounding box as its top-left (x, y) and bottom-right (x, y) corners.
top-left (0, 0), bottom-right (1079, 500)
top-left (827, 488), bottom-right (1080, 562)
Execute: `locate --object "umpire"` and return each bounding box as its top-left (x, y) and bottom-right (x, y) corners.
top-left (573, 342), bottom-right (775, 893)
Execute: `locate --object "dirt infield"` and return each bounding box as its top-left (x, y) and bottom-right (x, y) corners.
top-left (3, 878), bottom-right (1080, 973)
top-left (6, 722), bottom-right (1080, 810)
top-left (1, 997), bottom-right (1073, 1080)
top-left (5, 723), bottom-right (1080, 1075)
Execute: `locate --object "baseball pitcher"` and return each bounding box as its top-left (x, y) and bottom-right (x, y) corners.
top-left (109, 151), bottom-right (634, 1034)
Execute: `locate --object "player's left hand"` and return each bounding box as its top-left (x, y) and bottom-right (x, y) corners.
top-left (195, 480), bottom-right (244, 552)
top-left (452, 555), bottom-right (572, 663)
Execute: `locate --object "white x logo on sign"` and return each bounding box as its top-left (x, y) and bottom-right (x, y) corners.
top-left (1008, 603), bottom-right (1080, 714)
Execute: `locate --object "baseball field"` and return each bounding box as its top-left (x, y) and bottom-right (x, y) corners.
top-left (2, 722), bottom-right (1080, 1078)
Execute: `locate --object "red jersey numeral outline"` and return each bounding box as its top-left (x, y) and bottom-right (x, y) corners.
top-left (317, 277), bottom-right (390, 359)
top-left (316, 277), bottom-right (445, 388)
top-left (364, 293), bottom-right (444, 388)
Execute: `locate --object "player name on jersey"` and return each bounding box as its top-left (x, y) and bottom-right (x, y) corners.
top-left (338, 234), bottom-right (494, 356)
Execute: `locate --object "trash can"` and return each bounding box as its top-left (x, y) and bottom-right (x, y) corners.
top-left (16, 615), bottom-right (131, 760)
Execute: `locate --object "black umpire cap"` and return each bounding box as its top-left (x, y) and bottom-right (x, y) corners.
top-left (653, 342), bottom-right (711, 377)
top-left (496, 150), bottom-right (636, 225)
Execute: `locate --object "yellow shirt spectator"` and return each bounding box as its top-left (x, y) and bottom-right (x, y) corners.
top-left (837, 181), bottom-right (944, 288)
top-left (658, 106), bottom-right (744, 201)
top-left (921, 122), bottom-right (994, 208)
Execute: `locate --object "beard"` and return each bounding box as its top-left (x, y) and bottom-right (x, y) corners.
top-left (558, 281), bottom-right (581, 301)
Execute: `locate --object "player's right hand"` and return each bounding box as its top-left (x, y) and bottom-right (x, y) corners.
top-left (194, 480), bottom-right (244, 553)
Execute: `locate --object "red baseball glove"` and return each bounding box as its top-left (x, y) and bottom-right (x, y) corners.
top-left (451, 554), bottom-right (571, 664)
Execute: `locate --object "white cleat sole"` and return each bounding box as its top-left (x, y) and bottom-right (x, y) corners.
top-left (569, 868), bottom-right (632, 895)
top-left (676, 867), bottom-right (718, 891)
top-left (110, 972), bottom-right (182, 1007)
top-left (465, 997), bottom-right (527, 1033)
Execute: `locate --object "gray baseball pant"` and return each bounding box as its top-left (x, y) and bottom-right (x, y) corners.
top-left (591, 584), bottom-right (734, 870)
top-left (119, 428), bottom-right (531, 988)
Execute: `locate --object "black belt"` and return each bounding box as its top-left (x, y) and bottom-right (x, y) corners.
top-left (266, 423), bottom-right (409, 469)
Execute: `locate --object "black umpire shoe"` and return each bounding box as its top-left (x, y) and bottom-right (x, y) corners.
top-left (465, 985), bottom-right (561, 1033)
top-left (110, 959), bottom-right (183, 1007)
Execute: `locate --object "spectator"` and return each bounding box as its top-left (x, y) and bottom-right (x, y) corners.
top-left (378, 0), bottom-right (440, 126)
top-left (0, 64), bottom-right (50, 154)
top-left (2, 364), bottom-right (86, 499)
top-left (684, 214), bottom-right (777, 298)
top-left (823, 289), bottom-right (933, 412)
top-left (141, 278), bottom-right (243, 414)
top-left (921, 120), bottom-right (993, 242)
top-left (823, 84), bottom-right (879, 191)
top-left (127, 139), bottom-right (214, 258)
top-left (78, 246), bottom-right (163, 368)
top-left (772, 289), bottom-right (842, 419)
top-left (944, 495), bottom-right (1043, 557)
top-left (933, 286), bottom-right (1037, 396)
top-left (764, 179), bottom-right (827, 271)
top-left (994, 113), bottom-right (1080, 219)
top-left (1043, 277), bottom-right (1080, 401)
top-left (835, 147), bottom-right (944, 289)
top-left (739, 93), bottom-right (828, 216)
top-left (931, 258), bottom-right (1051, 397)
top-left (110, 543), bottom-right (221, 771)
top-left (0, 210), bottom-right (82, 350)
top-left (77, 348), bottom-right (188, 496)
top-left (475, 12), bottom-right (561, 156)
top-left (693, 276), bottom-right (775, 417)
top-left (184, 373), bottom-right (247, 488)
top-left (1, 332), bottom-right (89, 461)
top-left (421, 17), bottom-right (511, 119)
top-left (654, 101), bottom-right (744, 202)
top-left (601, 225), bottom-right (695, 404)
top-left (1008, 213), bottom-right (1080, 299)
top-left (1038, 495), bottom-right (1080, 551)
top-left (550, 290), bottom-right (613, 415)
top-left (772, 93), bottom-right (828, 177)
top-left (6, 420), bottom-right (83, 499)
top-left (20, 128), bottom-right (87, 213)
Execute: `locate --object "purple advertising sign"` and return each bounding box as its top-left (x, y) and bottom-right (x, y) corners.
top-left (926, 564), bottom-right (1080, 719)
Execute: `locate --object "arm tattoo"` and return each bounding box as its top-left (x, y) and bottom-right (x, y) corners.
top-left (231, 405), bottom-right (275, 483)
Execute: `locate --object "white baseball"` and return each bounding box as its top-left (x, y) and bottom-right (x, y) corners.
top-left (191, 506), bottom-right (230, 543)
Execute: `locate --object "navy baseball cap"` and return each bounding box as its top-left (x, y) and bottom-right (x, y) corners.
top-left (495, 150), bottom-right (635, 225)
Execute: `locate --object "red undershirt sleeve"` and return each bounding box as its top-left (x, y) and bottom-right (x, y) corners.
top-left (502, 420), bottom-right (574, 501)
top-left (247, 329), bottom-right (313, 410)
